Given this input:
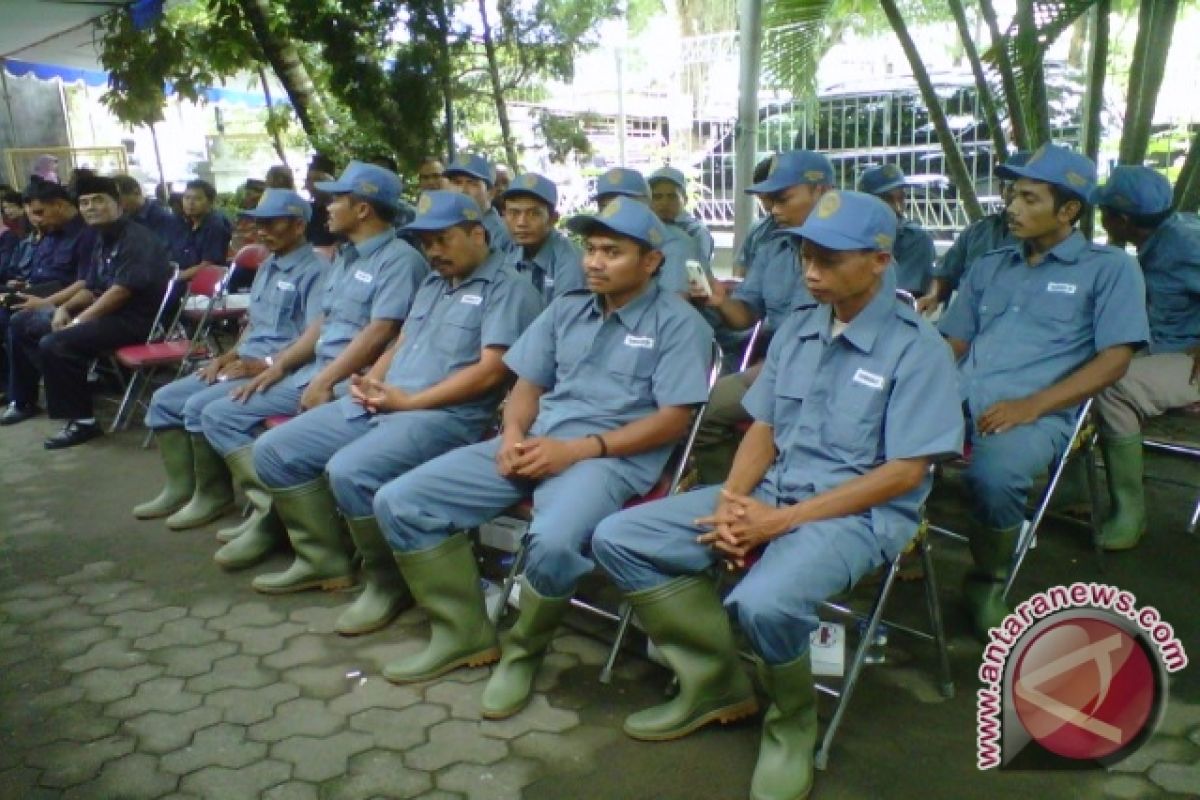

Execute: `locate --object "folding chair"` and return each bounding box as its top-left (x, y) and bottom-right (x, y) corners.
top-left (927, 398), bottom-right (1102, 600)
top-left (109, 265), bottom-right (227, 432)
top-left (484, 342), bottom-right (726, 660)
top-left (1141, 427), bottom-right (1200, 536)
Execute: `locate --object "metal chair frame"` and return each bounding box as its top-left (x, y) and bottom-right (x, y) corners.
top-left (1141, 435), bottom-right (1200, 536)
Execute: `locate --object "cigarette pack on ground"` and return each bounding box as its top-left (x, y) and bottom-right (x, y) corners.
top-left (811, 621), bottom-right (846, 677)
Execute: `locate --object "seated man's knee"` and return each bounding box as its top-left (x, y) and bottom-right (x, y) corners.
top-left (252, 429), bottom-right (291, 488)
top-left (725, 588), bottom-right (808, 649)
top-left (326, 451), bottom-right (370, 513)
top-left (965, 453), bottom-right (1028, 528)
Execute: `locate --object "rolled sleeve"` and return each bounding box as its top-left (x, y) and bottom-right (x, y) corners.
top-left (884, 329), bottom-right (964, 462)
top-left (650, 311), bottom-right (713, 408)
top-left (369, 249), bottom-right (426, 322)
top-left (482, 276), bottom-right (544, 350)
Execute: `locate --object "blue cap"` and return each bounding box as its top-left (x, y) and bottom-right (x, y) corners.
top-left (594, 167), bottom-right (650, 199)
top-left (1091, 165), bottom-right (1173, 217)
top-left (995, 143), bottom-right (1096, 202)
top-left (788, 190), bottom-right (897, 253)
top-left (995, 150), bottom-right (1032, 176)
top-left (857, 164), bottom-right (907, 195)
top-left (747, 150), bottom-right (835, 195)
top-left (444, 153), bottom-right (496, 187)
top-left (314, 160), bottom-right (403, 210)
top-left (501, 172), bottom-right (558, 208)
top-left (403, 190), bottom-right (487, 232)
top-left (566, 196), bottom-right (667, 250)
top-left (648, 166), bottom-right (687, 191)
top-left (237, 189), bottom-right (312, 223)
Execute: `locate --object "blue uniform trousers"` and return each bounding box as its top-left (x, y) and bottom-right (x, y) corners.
top-left (592, 485), bottom-right (888, 664)
top-left (145, 376), bottom-right (251, 433)
top-left (373, 438), bottom-right (637, 597)
top-left (964, 417), bottom-right (1069, 529)
top-left (199, 382), bottom-right (304, 456)
top-left (253, 398), bottom-right (475, 518)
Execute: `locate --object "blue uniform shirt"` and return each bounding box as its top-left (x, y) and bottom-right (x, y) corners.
top-left (172, 212), bottom-right (232, 269)
top-left (674, 213), bottom-right (715, 267)
top-left (892, 218), bottom-right (935, 295)
top-left (237, 244), bottom-right (326, 361)
top-left (27, 214), bottom-right (95, 286)
top-left (482, 207), bottom-right (515, 255)
top-left (931, 213), bottom-right (1016, 292)
top-left (504, 283), bottom-right (714, 492)
top-left (743, 270), bottom-right (963, 556)
top-left (130, 199), bottom-right (182, 248)
top-left (503, 228), bottom-right (584, 304)
top-left (736, 215), bottom-right (777, 273)
top-left (656, 225), bottom-right (698, 295)
top-left (373, 252), bottom-right (543, 427)
top-left (291, 231), bottom-right (429, 388)
top-left (1136, 212), bottom-right (1200, 354)
top-left (939, 231), bottom-right (1150, 425)
top-left (733, 228), bottom-right (814, 331)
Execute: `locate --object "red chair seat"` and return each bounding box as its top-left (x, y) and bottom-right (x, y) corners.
top-left (264, 415), bottom-right (294, 430)
top-left (115, 341), bottom-right (209, 369)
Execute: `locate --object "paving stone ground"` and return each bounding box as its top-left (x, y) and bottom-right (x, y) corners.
top-left (1, 407), bottom-right (1197, 799)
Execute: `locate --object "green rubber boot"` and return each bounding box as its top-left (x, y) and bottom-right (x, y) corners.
top-left (132, 428), bottom-right (195, 519)
top-left (334, 516), bottom-right (413, 636)
top-left (1098, 435), bottom-right (1147, 551)
top-left (480, 579), bottom-right (571, 719)
top-left (251, 477), bottom-right (356, 594)
top-left (165, 434), bottom-right (235, 530)
top-left (213, 447), bottom-right (284, 570)
top-left (621, 576), bottom-right (758, 741)
top-left (962, 523), bottom-right (1020, 642)
top-left (750, 653), bottom-right (817, 800)
top-left (383, 534), bottom-right (499, 684)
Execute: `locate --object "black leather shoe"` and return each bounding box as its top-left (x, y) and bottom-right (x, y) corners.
top-left (0, 403), bottom-right (40, 426)
top-left (44, 421), bottom-right (102, 449)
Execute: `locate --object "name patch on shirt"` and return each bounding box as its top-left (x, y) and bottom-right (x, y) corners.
top-left (354, 270), bottom-right (373, 284)
top-left (624, 334), bottom-right (655, 349)
top-left (1046, 282), bottom-right (1077, 294)
top-left (852, 368), bottom-right (885, 390)
top-left (276, 281), bottom-right (296, 292)
top-left (460, 294), bottom-right (483, 305)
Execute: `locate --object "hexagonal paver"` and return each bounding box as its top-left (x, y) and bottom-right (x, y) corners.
top-left (75, 580), bottom-right (142, 606)
top-left (91, 588), bottom-right (160, 616)
top-left (423, 678), bottom-right (487, 720)
top-left (28, 685), bottom-right (84, 711)
top-left (0, 580), bottom-right (60, 601)
top-left (261, 634), bottom-right (335, 671)
top-left (271, 730), bottom-right (374, 782)
top-left (72, 665), bottom-right (165, 704)
top-left (281, 663), bottom-right (371, 700)
top-left (0, 765), bottom-right (54, 800)
top-left (105, 677), bottom-right (202, 719)
top-left (480, 696), bottom-right (579, 739)
top-left (247, 697), bottom-right (344, 742)
top-left (404, 720), bottom-right (508, 772)
top-left (185, 654), bottom-right (278, 693)
top-left (0, 594), bottom-right (75, 621)
top-left (34, 702), bottom-right (122, 745)
top-left (135, 617), bottom-right (219, 650)
top-left (206, 601), bottom-right (287, 632)
top-left (1158, 700), bottom-right (1200, 737)
top-left (1108, 737), bottom-right (1198, 774)
top-left (32, 606), bottom-right (101, 631)
top-left (549, 633), bottom-right (610, 666)
top-left (223, 622), bottom-right (307, 655)
top-left (323, 749), bottom-right (433, 800)
top-left (1147, 762), bottom-right (1200, 795)
top-left (178, 759), bottom-right (293, 797)
top-left (262, 781), bottom-right (319, 800)
top-left (189, 596), bottom-right (235, 620)
top-left (289, 605), bottom-right (344, 634)
top-left (434, 757), bottom-right (541, 800)
top-left (1102, 774), bottom-right (1165, 800)
top-left (121, 707), bottom-right (223, 755)
top-left (532, 651), bottom-right (581, 693)
top-left (47, 627), bottom-right (111, 658)
top-left (55, 561), bottom-right (121, 586)
top-left (414, 792), bottom-right (467, 800)
top-left (205, 683), bottom-right (300, 725)
top-left (154, 641), bottom-right (240, 679)
top-left (350, 705), bottom-right (448, 751)
top-left (328, 676), bottom-right (422, 716)
top-left (24, 735), bottom-right (135, 789)
top-left (509, 725), bottom-right (618, 773)
top-left (104, 606), bottom-right (188, 639)
top-left (61, 638), bottom-right (146, 673)
top-left (60, 752), bottom-right (178, 800)
top-left (161, 723), bottom-right (269, 774)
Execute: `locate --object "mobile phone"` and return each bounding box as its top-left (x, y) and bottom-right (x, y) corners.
top-left (685, 260), bottom-right (711, 297)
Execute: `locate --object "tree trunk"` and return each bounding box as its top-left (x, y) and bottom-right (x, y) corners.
top-left (879, 0), bottom-right (984, 221)
top-left (435, 0), bottom-right (455, 160)
top-left (1080, 0), bottom-right (1109, 239)
top-left (237, 0), bottom-right (326, 145)
top-left (257, 63), bottom-right (288, 165)
top-left (1174, 127), bottom-right (1200, 212)
top-left (477, 0), bottom-right (520, 171)
top-left (947, 0), bottom-right (1006, 160)
top-left (1119, 0), bottom-right (1179, 165)
top-left (979, 0), bottom-right (1029, 150)
top-left (1015, 0), bottom-right (1051, 147)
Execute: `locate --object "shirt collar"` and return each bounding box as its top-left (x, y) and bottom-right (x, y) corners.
top-left (1009, 229), bottom-right (1088, 265)
top-left (796, 268), bottom-right (898, 354)
top-left (524, 229), bottom-right (567, 270)
top-left (443, 250), bottom-right (506, 294)
top-left (271, 243), bottom-right (316, 273)
top-left (587, 279), bottom-right (661, 328)
top-left (347, 229), bottom-right (394, 260)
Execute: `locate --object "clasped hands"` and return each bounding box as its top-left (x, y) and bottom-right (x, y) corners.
top-left (495, 432), bottom-right (591, 480)
top-left (695, 489), bottom-right (795, 569)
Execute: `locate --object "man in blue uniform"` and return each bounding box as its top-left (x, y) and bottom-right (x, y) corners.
top-left (938, 144), bottom-right (1150, 639)
top-left (1091, 166), bottom-right (1200, 550)
top-left (172, 179), bottom-right (232, 281)
top-left (592, 167), bottom-right (695, 295)
top-left (185, 162), bottom-right (427, 584)
top-left (648, 166), bottom-right (714, 267)
top-left (689, 150), bottom-right (835, 484)
top-left (917, 151), bottom-right (1031, 314)
top-left (443, 154), bottom-right (514, 254)
top-left (371, 198), bottom-right (713, 716)
top-left (249, 191), bottom-right (542, 630)
top-left (500, 173), bottom-right (584, 303)
top-left (131, 190), bottom-right (324, 541)
top-left (592, 190), bottom-right (963, 800)
top-left (857, 164), bottom-right (935, 297)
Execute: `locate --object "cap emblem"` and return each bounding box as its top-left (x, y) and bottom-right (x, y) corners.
top-left (815, 192), bottom-right (841, 219)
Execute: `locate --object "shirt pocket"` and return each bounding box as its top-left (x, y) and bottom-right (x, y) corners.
top-left (335, 277), bottom-right (375, 322)
top-left (823, 369), bottom-right (887, 463)
top-left (593, 342), bottom-right (657, 411)
top-left (435, 301), bottom-right (483, 360)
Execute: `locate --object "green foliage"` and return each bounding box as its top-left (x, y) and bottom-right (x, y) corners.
top-left (535, 110), bottom-right (596, 162)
